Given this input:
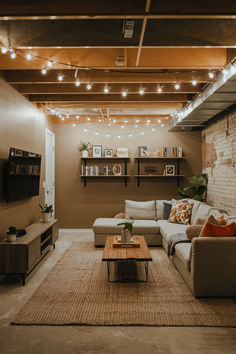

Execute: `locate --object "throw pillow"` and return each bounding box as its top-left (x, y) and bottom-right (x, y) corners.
top-left (186, 225), bottom-right (203, 240)
top-left (163, 201), bottom-right (173, 220)
top-left (125, 200), bottom-right (156, 220)
top-left (200, 215), bottom-right (236, 237)
top-left (168, 200), bottom-right (194, 225)
top-left (114, 213), bottom-right (125, 219)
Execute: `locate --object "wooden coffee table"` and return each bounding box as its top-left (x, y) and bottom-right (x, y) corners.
top-left (102, 236), bottom-right (152, 282)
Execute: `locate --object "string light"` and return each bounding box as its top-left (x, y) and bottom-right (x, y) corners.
top-left (117, 135), bottom-right (121, 139)
top-left (87, 117), bottom-right (91, 121)
top-left (1, 47), bottom-right (7, 54)
top-left (157, 87), bottom-right (162, 93)
top-left (161, 123), bottom-right (165, 127)
top-left (113, 119), bottom-right (116, 123)
top-left (222, 68), bottom-right (228, 75)
top-left (158, 119), bottom-right (161, 123)
top-left (58, 74), bottom-right (63, 81)
top-left (134, 124), bottom-right (138, 128)
top-left (152, 128), bottom-right (156, 131)
top-left (129, 134), bottom-right (133, 137)
top-left (208, 72), bottom-right (214, 79)
top-left (141, 131), bottom-right (144, 135)
top-left (121, 125), bottom-right (124, 128)
top-left (47, 61), bottom-right (52, 68)
top-left (175, 83), bottom-right (180, 90)
top-left (61, 117), bottom-right (64, 121)
top-left (86, 83), bottom-right (92, 90)
top-left (122, 90), bottom-right (127, 97)
top-left (72, 123), bottom-right (76, 127)
top-left (192, 79), bottom-right (197, 86)
top-left (95, 131), bottom-right (99, 135)
top-left (75, 80), bottom-right (80, 87)
top-left (83, 128), bottom-right (88, 132)
top-left (76, 115), bottom-right (80, 119)
top-left (104, 87), bottom-right (109, 93)
top-left (10, 52), bottom-right (16, 59)
top-left (41, 68), bottom-right (47, 75)
top-left (139, 88), bottom-right (144, 95)
top-left (136, 119), bottom-right (139, 123)
top-left (98, 119), bottom-right (102, 122)
top-left (26, 53), bottom-right (32, 60)
top-left (106, 134), bottom-right (110, 138)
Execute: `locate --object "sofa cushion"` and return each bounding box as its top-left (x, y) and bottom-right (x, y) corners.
top-left (174, 243), bottom-right (192, 271)
top-left (93, 218), bottom-right (124, 234)
top-left (125, 200), bottom-right (156, 220)
top-left (193, 204), bottom-right (211, 225)
top-left (133, 220), bottom-right (160, 234)
top-left (157, 220), bottom-right (188, 242)
top-left (186, 225), bottom-right (203, 240)
top-left (168, 200), bottom-right (194, 225)
top-left (188, 199), bottom-right (201, 225)
top-left (163, 201), bottom-right (173, 220)
top-left (156, 200), bottom-right (170, 220)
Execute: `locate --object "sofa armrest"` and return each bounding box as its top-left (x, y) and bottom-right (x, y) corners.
top-left (191, 237), bottom-right (236, 297)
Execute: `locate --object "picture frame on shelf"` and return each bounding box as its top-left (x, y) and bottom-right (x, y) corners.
top-left (92, 145), bottom-right (102, 157)
top-left (116, 147), bottom-right (128, 157)
top-left (138, 146), bottom-right (148, 157)
top-left (165, 165), bottom-right (175, 175)
top-left (104, 149), bottom-right (113, 157)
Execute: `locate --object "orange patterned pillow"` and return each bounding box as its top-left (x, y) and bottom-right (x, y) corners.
top-left (168, 200), bottom-right (194, 225)
top-left (200, 221), bottom-right (236, 237)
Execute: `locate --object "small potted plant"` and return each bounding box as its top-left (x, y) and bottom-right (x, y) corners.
top-left (39, 204), bottom-right (53, 223)
top-left (7, 226), bottom-right (17, 242)
top-left (117, 219), bottom-right (134, 243)
top-left (77, 141), bottom-right (92, 158)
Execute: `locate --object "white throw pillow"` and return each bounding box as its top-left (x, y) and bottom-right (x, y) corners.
top-left (125, 200), bottom-right (156, 220)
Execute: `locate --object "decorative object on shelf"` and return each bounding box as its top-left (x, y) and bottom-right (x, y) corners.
top-left (39, 204), bottom-right (53, 223)
top-left (145, 166), bottom-right (157, 175)
top-left (177, 173), bottom-right (208, 201)
top-left (165, 165), bottom-right (175, 175)
top-left (117, 219), bottom-right (134, 243)
top-left (161, 146), bottom-right (183, 158)
top-left (138, 146), bottom-right (148, 157)
top-left (112, 164), bottom-right (122, 175)
top-left (116, 147), bottom-right (129, 157)
top-left (104, 149), bottom-right (113, 157)
top-left (92, 145), bottom-right (102, 157)
top-left (77, 141), bottom-right (92, 158)
top-left (6, 226), bottom-right (17, 242)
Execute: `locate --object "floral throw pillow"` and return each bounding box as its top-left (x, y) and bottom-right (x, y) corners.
top-left (168, 200), bottom-right (194, 225)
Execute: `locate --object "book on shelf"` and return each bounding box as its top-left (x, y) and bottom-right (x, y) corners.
top-left (161, 146), bottom-right (183, 158)
top-left (82, 165), bottom-right (110, 176)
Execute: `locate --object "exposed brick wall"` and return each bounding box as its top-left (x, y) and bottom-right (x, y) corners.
top-left (202, 110), bottom-right (236, 215)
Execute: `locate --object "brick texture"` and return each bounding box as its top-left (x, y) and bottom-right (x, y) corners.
top-left (202, 111), bottom-right (236, 215)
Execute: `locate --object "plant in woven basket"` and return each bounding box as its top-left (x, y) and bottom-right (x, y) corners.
top-left (177, 173), bottom-right (208, 201)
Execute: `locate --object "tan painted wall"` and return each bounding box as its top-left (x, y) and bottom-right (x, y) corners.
top-left (202, 111), bottom-right (236, 214)
top-left (54, 124), bottom-right (202, 228)
top-left (0, 78), bottom-right (52, 239)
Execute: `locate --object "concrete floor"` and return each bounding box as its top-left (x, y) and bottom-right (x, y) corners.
top-left (0, 230), bottom-right (236, 354)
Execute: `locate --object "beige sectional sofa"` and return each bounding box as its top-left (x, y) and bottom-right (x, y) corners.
top-left (93, 199), bottom-right (236, 297)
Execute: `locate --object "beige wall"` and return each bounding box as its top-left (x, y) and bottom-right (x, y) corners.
top-left (0, 78), bottom-right (52, 239)
top-left (54, 124), bottom-right (202, 228)
top-left (202, 111), bottom-right (236, 214)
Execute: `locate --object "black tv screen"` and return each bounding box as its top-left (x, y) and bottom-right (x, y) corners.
top-left (6, 148), bottom-right (41, 202)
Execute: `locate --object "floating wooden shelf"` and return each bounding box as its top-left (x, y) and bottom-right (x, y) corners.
top-left (135, 156), bottom-right (185, 159)
top-left (134, 175), bottom-right (185, 177)
top-left (81, 157), bottom-right (130, 159)
top-left (80, 175), bottom-right (131, 178)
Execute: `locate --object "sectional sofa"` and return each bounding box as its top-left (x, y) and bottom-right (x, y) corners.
top-left (93, 199), bottom-right (236, 297)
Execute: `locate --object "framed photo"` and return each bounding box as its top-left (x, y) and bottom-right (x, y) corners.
top-left (138, 146), bottom-right (147, 157)
top-left (116, 147), bottom-right (129, 157)
top-left (92, 145), bottom-right (102, 157)
top-left (104, 149), bottom-right (113, 157)
top-left (165, 165), bottom-right (175, 175)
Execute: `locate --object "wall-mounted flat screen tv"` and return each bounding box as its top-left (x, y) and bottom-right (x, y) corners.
top-left (6, 147), bottom-right (41, 202)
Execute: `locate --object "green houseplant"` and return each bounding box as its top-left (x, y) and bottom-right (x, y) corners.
top-left (6, 226), bottom-right (17, 242)
top-left (39, 203), bottom-right (53, 223)
top-left (177, 173), bottom-right (208, 201)
top-left (77, 141), bottom-right (92, 157)
top-left (117, 219), bottom-right (134, 243)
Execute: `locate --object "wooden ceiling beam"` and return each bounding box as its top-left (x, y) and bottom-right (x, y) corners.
top-left (29, 93), bottom-right (190, 102)
top-left (0, 48), bottom-right (228, 70)
top-left (5, 70), bottom-right (211, 84)
top-left (44, 102), bottom-right (183, 109)
top-left (16, 83), bottom-right (202, 94)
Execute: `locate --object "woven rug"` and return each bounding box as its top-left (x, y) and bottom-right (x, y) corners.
top-left (13, 241), bottom-right (236, 326)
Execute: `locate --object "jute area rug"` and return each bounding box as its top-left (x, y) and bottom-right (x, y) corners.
top-left (13, 241), bottom-right (236, 327)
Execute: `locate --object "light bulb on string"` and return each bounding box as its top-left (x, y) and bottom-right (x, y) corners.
top-left (58, 74), bottom-right (63, 81)
top-left (95, 131), bottom-right (99, 136)
top-left (152, 128), bottom-right (156, 132)
top-left (10, 52), bottom-right (16, 59)
top-left (122, 90), bottom-right (127, 97)
top-left (1, 47), bottom-right (8, 54)
top-left (26, 53), bottom-right (32, 60)
top-left (174, 83), bottom-right (180, 90)
top-left (72, 123), bottom-right (76, 127)
top-left (61, 117), bottom-right (64, 121)
top-left (104, 86), bottom-right (109, 93)
top-left (157, 87), bottom-right (162, 93)
top-left (106, 134), bottom-right (110, 138)
top-left (117, 135), bottom-right (121, 139)
top-left (121, 125), bottom-right (124, 129)
top-left (87, 117), bottom-right (91, 121)
top-left (41, 68), bottom-right (47, 75)
top-left (139, 88), bottom-right (144, 95)
top-left (192, 80), bottom-right (197, 86)
top-left (75, 80), bottom-right (80, 87)
top-left (87, 83), bottom-right (92, 90)
top-left (208, 72), bottom-right (214, 79)
top-left (76, 115), bottom-right (80, 119)
top-left (83, 128), bottom-right (88, 132)
top-left (47, 61), bottom-right (52, 68)
top-left (129, 134), bottom-right (133, 138)
top-left (141, 131), bottom-right (144, 135)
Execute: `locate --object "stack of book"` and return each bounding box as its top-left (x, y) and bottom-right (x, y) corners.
top-left (82, 165), bottom-right (110, 175)
top-left (161, 147), bottom-right (183, 157)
